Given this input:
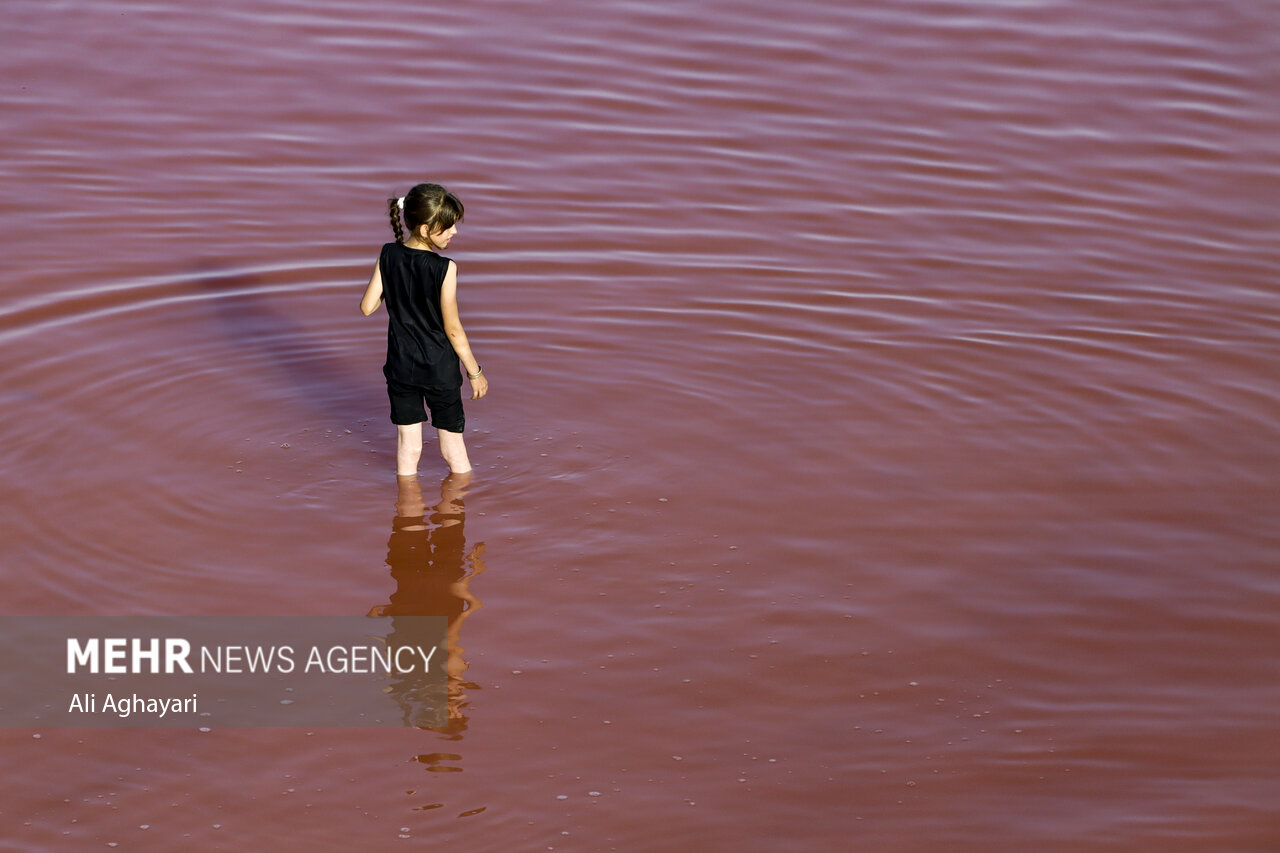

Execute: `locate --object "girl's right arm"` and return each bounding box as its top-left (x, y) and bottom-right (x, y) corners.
top-left (440, 261), bottom-right (489, 399)
top-left (359, 261), bottom-right (383, 315)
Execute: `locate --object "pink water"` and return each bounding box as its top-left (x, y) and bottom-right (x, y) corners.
top-left (3, 0), bottom-right (1280, 850)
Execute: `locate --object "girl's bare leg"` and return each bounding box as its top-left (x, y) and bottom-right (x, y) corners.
top-left (396, 423), bottom-right (424, 476)
top-left (437, 428), bottom-right (472, 474)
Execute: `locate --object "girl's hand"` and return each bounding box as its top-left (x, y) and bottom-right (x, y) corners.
top-left (469, 373), bottom-right (489, 400)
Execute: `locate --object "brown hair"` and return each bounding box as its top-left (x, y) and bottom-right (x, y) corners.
top-left (387, 183), bottom-right (465, 244)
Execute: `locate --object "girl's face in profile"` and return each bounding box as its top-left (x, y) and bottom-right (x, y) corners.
top-left (425, 223), bottom-right (458, 251)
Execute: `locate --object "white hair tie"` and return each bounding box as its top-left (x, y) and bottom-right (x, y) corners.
top-left (397, 197), bottom-right (405, 211)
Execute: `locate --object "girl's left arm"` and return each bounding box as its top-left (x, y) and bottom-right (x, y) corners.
top-left (359, 260), bottom-right (383, 315)
top-left (440, 261), bottom-right (489, 399)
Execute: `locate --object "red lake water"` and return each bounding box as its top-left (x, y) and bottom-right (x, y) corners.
top-left (2, 0), bottom-right (1279, 850)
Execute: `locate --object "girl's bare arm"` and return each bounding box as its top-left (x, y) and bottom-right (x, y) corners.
top-left (359, 261), bottom-right (383, 315)
top-left (440, 261), bottom-right (489, 399)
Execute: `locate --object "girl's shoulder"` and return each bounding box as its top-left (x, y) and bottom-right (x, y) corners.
top-left (380, 244), bottom-right (454, 284)
top-left (381, 242), bottom-right (452, 263)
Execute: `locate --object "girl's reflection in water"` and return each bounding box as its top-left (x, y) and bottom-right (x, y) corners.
top-left (367, 472), bottom-right (486, 736)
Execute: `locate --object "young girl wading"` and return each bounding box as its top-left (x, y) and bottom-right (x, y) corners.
top-left (361, 183), bottom-right (488, 476)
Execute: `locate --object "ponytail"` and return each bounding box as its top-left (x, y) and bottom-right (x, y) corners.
top-left (387, 197), bottom-right (405, 244)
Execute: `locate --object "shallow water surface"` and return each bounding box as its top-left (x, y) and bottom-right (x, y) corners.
top-left (2, 0), bottom-right (1279, 850)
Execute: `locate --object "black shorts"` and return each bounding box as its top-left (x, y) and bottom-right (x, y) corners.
top-left (386, 379), bottom-right (465, 433)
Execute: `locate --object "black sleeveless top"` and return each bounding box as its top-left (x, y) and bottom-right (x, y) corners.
top-left (379, 242), bottom-right (461, 388)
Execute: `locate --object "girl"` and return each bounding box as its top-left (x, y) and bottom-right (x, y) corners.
top-left (361, 183), bottom-right (489, 476)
